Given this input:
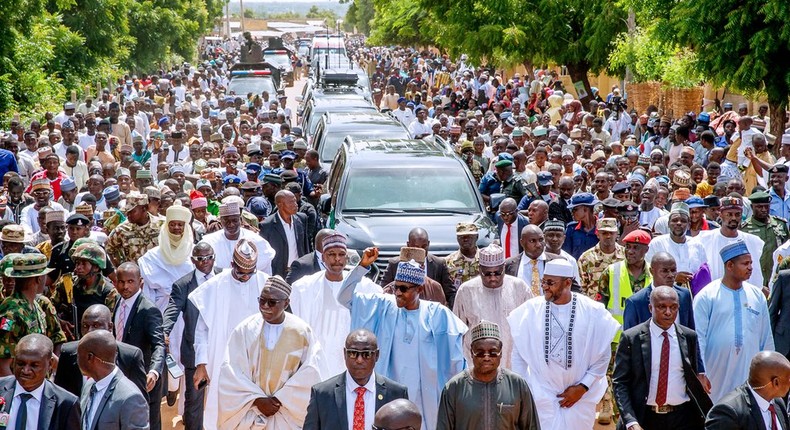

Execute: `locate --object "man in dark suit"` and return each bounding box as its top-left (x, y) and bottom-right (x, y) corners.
top-left (286, 228), bottom-right (333, 285)
top-left (623, 253), bottom-right (696, 331)
top-left (705, 351), bottom-right (790, 430)
top-left (495, 198), bottom-right (529, 259)
top-left (260, 190), bottom-right (309, 277)
top-left (78, 330), bottom-right (149, 430)
top-left (162, 242), bottom-right (220, 430)
top-left (303, 329), bottom-right (409, 430)
top-left (0, 334), bottom-right (80, 430)
top-left (55, 304), bottom-right (147, 399)
top-left (547, 176), bottom-right (574, 224)
top-left (380, 227), bottom-right (455, 306)
top-left (112, 262), bottom-right (165, 430)
top-left (769, 269), bottom-right (790, 359)
top-left (613, 286), bottom-right (712, 430)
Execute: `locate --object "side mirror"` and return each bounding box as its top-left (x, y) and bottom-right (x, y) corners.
top-left (319, 193), bottom-right (332, 215)
top-left (295, 95), bottom-right (303, 103)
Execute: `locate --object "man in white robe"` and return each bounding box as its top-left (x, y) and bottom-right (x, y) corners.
top-left (289, 232), bottom-right (381, 378)
top-left (217, 276), bottom-right (321, 430)
top-left (139, 202), bottom-right (195, 399)
top-left (693, 240), bottom-right (775, 403)
top-left (692, 194), bottom-right (764, 288)
top-left (645, 202), bottom-right (707, 279)
top-left (453, 243), bottom-right (531, 368)
top-left (338, 247), bottom-right (468, 430)
top-left (199, 200), bottom-right (276, 274)
top-left (507, 258), bottom-right (620, 430)
top-left (189, 238), bottom-right (270, 430)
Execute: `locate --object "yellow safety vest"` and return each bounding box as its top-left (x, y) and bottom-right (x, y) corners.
top-left (607, 261), bottom-right (652, 342)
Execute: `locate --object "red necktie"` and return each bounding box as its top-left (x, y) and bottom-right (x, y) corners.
top-left (769, 404), bottom-right (779, 430)
top-left (656, 331), bottom-right (669, 406)
top-left (352, 387), bottom-right (365, 430)
top-left (505, 224), bottom-right (511, 258)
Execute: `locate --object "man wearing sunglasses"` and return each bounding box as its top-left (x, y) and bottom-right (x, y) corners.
top-left (338, 247), bottom-right (467, 430)
top-left (437, 321), bottom-right (540, 429)
top-left (189, 239), bottom-right (270, 430)
top-left (217, 275), bottom-right (321, 429)
top-left (304, 329), bottom-right (409, 430)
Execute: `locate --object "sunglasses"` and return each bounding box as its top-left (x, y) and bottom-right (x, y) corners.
top-left (394, 284), bottom-right (419, 293)
top-left (482, 270), bottom-right (504, 277)
top-left (472, 351), bottom-right (503, 358)
top-left (344, 348), bottom-right (378, 360)
top-left (258, 297), bottom-right (285, 308)
top-left (192, 255), bottom-right (215, 262)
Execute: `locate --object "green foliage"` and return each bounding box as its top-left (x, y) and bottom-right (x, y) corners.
top-left (305, 5), bottom-right (339, 21)
top-left (368, 0), bottom-right (435, 46)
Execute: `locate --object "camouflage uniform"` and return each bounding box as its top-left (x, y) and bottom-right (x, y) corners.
top-left (104, 214), bottom-right (161, 265)
top-left (51, 274), bottom-right (117, 340)
top-left (0, 292), bottom-right (67, 358)
top-left (742, 215), bottom-right (789, 285)
top-left (445, 249), bottom-right (480, 292)
top-left (578, 243), bottom-right (626, 299)
top-left (465, 159), bottom-right (484, 184)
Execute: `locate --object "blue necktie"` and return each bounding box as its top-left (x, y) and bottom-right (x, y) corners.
top-left (734, 289), bottom-right (743, 352)
top-left (83, 384), bottom-right (98, 430)
top-left (15, 393), bottom-right (32, 430)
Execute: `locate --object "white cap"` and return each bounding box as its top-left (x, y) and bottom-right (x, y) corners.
top-left (544, 259), bottom-right (575, 278)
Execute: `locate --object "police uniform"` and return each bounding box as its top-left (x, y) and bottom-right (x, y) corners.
top-left (577, 218), bottom-right (626, 298)
top-left (105, 213), bottom-right (161, 266)
top-left (561, 193), bottom-right (602, 260)
top-left (479, 154), bottom-right (530, 205)
top-left (742, 191), bottom-right (790, 284)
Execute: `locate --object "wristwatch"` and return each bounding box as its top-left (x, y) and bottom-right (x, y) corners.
top-left (578, 383), bottom-right (589, 392)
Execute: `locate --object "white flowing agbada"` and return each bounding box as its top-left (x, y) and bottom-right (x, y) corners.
top-left (507, 293), bottom-right (620, 430)
top-left (189, 268), bottom-right (269, 430)
top-left (691, 230), bottom-right (764, 287)
top-left (289, 270), bottom-right (382, 379)
top-left (199, 228), bottom-right (276, 275)
top-left (217, 312), bottom-right (322, 430)
top-left (645, 235), bottom-right (707, 275)
top-left (452, 275), bottom-right (532, 368)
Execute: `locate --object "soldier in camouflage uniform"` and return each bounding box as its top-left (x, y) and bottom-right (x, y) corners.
top-left (460, 141), bottom-right (484, 184)
top-left (445, 222), bottom-right (481, 299)
top-left (577, 218), bottom-right (626, 298)
top-left (742, 191), bottom-right (790, 286)
top-left (48, 214), bottom-right (115, 284)
top-left (50, 242), bottom-right (117, 340)
top-left (105, 192), bottom-right (161, 266)
top-left (0, 253), bottom-right (67, 371)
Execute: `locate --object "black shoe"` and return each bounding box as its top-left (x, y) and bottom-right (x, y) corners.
top-left (166, 390), bottom-right (177, 407)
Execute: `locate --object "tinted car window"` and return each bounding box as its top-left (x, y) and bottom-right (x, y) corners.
top-left (227, 77), bottom-right (276, 97)
top-left (319, 127), bottom-right (410, 163)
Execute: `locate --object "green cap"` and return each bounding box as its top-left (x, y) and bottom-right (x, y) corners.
top-left (70, 243), bottom-right (107, 270)
top-left (4, 253), bottom-right (54, 278)
top-left (748, 191), bottom-right (771, 205)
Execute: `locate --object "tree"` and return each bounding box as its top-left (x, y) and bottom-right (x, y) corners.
top-left (368, 0), bottom-right (435, 47)
top-left (663, 0), bottom-right (790, 139)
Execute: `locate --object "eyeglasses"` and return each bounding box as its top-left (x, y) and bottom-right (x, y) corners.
top-left (472, 350), bottom-right (503, 358)
top-left (482, 270), bottom-right (504, 277)
top-left (394, 284), bottom-right (419, 293)
top-left (344, 348), bottom-right (378, 360)
top-left (192, 254), bottom-right (215, 262)
top-left (372, 425), bottom-right (416, 430)
top-left (258, 297), bottom-right (285, 308)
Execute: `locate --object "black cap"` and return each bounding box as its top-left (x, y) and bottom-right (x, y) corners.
top-left (66, 213), bottom-right (90, 226)
top-left (703, 195), bottom-right (720, 208)
top-left (601, 198), bottom-right (621, 208)
top-left (618, 200), bottom-right (639, 213)
top-left (612, 182), bottom-right (631, 194)
top-left (280, 170), bottom-right (298, 182)
top-left (769, 164), bottom-right (789, 175)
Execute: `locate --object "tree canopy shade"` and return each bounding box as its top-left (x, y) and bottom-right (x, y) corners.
top-left (665, 0), bottom-right (790, 138)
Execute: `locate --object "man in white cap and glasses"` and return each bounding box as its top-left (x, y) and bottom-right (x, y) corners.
top-left (452, 243), bottom-right (531, 368)
top-left (198, 200), bottom-right (276, 274)
top-left (507, 258), bottom-right (619, 430)
top-left (338, 247), bottom-right (467, 430)
top-left (289, 232), bottom-right (382, 378)
top-left (217, 275), bottom-right (322, 429)
top-left (437, 320), bottom-right (540, 430)
top-left (189, 239), bottom-right (270, 430)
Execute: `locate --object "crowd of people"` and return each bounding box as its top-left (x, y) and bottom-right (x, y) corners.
top-left (0, 35), bottom-right (788, 430)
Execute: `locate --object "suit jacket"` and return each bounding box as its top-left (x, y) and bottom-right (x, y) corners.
top-left (769, 269), bottom-right (790, 357)
top-left (285, 251), bottom-right (322, 285)
top-left (705, 383), bottom-right (790, 430)
top-left (162, 267), bottom-right (222, 368)
top-left (495, 214), bottom-right (529, 256)
top-left (303, 372), bottom-right (409, 430)
top-left (548, 198), bottom-right (572, 225)
top-left (113, 293), bottom-right (165, 402)
top-left (55, 341), bottom-right (148, 402)
top-left (504, 252), bottom-right (581, 292)
top-left (0, 376), bottom-right (80, 430)
top-left (612, 320), bottom-right (712, 430)
top-left (80, 371), bottom-right (150, 430)
top-left (380, 253), bottom-right (455, 307)
top-left (260, 212), bottom-right (309, 277)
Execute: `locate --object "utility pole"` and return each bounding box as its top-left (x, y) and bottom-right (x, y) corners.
top-left (239, 0), bottom-right (246, 32)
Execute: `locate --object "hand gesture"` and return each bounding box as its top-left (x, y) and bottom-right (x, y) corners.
top-left (360, 247), bottom-right (379, 268)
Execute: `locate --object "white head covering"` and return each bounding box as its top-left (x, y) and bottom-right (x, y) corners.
top-left (159, 201), bottom-right (194, 265)
top-left (544, 259), bottom-right (574, 278)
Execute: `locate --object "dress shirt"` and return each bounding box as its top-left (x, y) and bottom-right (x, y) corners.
top-left (647, 320), bottom-right (689, 406)
top-left (345, 371), bottom-right (376, 430)
top-left (278, 213), bottom-right (299, 266)
top-left (114, 289), bottom-right (141, 337)
top-left (7, 381), bottom-right (44, 430)
top-left (499, 222), bottom-right (519, 259)
top-left (262, 321), bottom-right (284, 350)
top-left (86, 367), bottom-right (119, 428)
top-left (770, 187), bottom-right (790, 221)
top-left (197, 269), bottom-right (214, 286)
top-left (749, 386), bottom-right (784, 430)
top-left (516, 252), bottom-right (546, 292)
